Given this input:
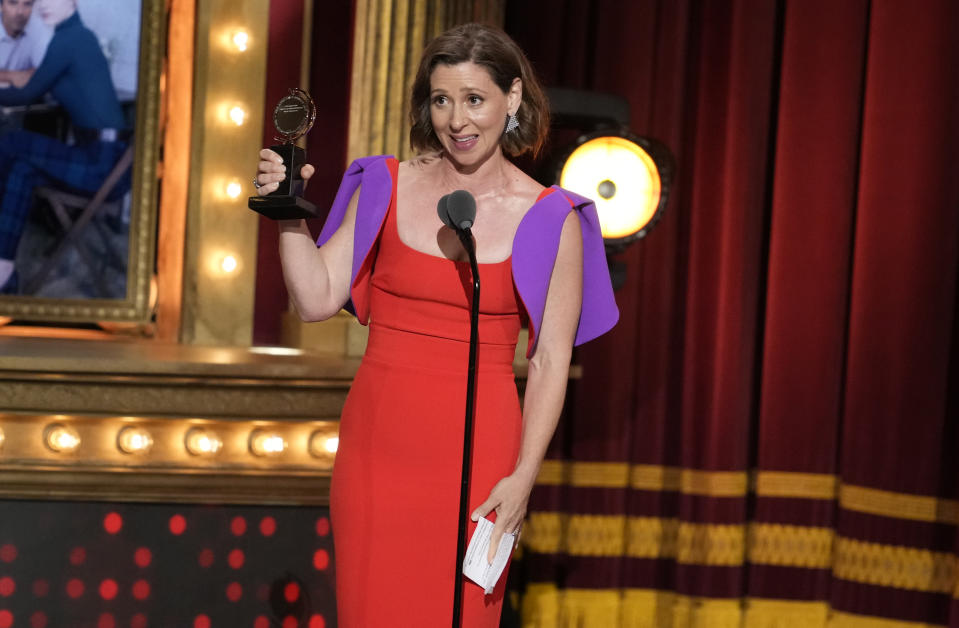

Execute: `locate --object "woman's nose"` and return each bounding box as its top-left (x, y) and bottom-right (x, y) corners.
top-left (449, 104), bottom-right (466, 130)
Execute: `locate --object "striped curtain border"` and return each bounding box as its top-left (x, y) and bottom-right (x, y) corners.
top-left (519, 586), bottom-right (951, 628)
top-left (535, 461), bottom-right (959, 526)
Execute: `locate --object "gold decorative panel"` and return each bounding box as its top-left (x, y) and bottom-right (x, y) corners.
top-left (180, 0), bottom-right (269, 345)
top-left (0, 337), bottom-right (357, 505)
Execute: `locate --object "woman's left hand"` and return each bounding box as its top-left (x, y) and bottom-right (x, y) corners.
top-left (471, 472), bottom-right (536, 563)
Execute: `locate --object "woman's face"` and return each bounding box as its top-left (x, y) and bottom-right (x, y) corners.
top-left (429, 61), bottom-right (521, 171)
top-left (38, 0), bottom-right (74, 26)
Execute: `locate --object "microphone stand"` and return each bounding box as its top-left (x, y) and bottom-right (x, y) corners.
top-left (452, 226), bottom-right (479, 628)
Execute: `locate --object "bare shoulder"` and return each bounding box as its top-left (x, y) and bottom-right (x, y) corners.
top-left (400, 152), bottom-right (441, 175)
top-left (505, 164), bottom-right (546, 214)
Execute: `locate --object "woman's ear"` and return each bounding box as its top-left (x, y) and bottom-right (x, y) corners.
top-left (508, 77), bottom-right (523, 115)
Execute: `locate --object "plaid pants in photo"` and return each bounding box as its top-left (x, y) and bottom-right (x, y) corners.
top-left (0, 130), bottom-right (129, 260)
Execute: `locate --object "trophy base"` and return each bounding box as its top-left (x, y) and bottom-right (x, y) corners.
top-left (248, 195), bottom-right (320, 220)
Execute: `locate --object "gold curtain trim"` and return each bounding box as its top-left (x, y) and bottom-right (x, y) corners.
top-left (833, 537), bottom-right (957, 595)
top-left (520, 586), bottom-right (945, 628)
top-left (840, 484), bottom-right (959, 526)
top-left (523, 513), bottom-right (959, 595)
top-left (748, 523), bottom-right (835, 569)
top-left (536, 462), bottom-right (958, 525)
top-left (829, 611), bottom-right (945, 628)
top-left (538, 461), bottom-right (748, 496)
top-left (525, 513), bottom-right (745, 565)
top-left (756, 470), bottom-right (838, 499)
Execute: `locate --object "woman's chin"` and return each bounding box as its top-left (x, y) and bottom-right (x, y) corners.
top-left (442, 143), bottom-right (499, 172)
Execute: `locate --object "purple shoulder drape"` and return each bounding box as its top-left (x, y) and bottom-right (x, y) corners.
top-left (316, 155), bottom-right (618, 355)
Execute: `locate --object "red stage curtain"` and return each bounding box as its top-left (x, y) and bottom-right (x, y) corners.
top-left (506, 0), bottom-right (959, 625)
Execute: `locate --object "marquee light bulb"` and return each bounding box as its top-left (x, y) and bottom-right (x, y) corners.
top-left (308, 430), bottom-right (339, 459)
top-left (185, 427), bottom-right (222, 456)
top-left (232, 31), bottom-right (249, 52)
top-left (226, 181), bottom-right (243, 199)
top-left (117, 426), bottom-right (154, 455)
top-left (45, 423), bottom-right (81, 453)
top-left (228, 106), bottom-right (247, 126)
top-left (0, 426), bottom-right (5, 451)
top-left (249, 429), bottom-right (287, 457)
top-left (220, 255), bottom-right (238, 273)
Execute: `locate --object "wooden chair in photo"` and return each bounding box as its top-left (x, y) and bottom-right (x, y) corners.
top-left (24, 144), bottom-right (135, 296)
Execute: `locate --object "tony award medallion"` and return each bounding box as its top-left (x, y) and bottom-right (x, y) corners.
top-left (248, 88), bottom-right (319, 219)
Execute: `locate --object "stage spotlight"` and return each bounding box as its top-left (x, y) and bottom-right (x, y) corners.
top-left (558, 129), bottom-right (673, 253)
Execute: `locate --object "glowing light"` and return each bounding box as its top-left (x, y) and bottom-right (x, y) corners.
top-left (132, 581), bottom-right (150, 601)
top-left (226, 181), bottom-right (243, 199)
top-left (184, 427), bottom-right (222, 456)
top-left (228, 106), bottom-right (247, 126)
top-left (220, 255), bottom-right (238, 273)
top-left (44, 423), bottom-right (81, 453)
top-left (249, 429), bottom-right (287, 457)
top-left (249, 346), bottom-right (303, 356)
top-left (103, 512), bottom-right (123, 535)
top-left (312, 548), bottom-right (330, 570)
top-left (134, 548), bottom-right (152, 568)
top-left (0, 426), bottom-right (4, 451)
top-left (232, 31), bottom-right (249, 52)
top-left (308, 430), bottom-right (339, 458)
top-left (169, 514), bottom-right (188, 535)
top-left (117, 426), bottom-right (154, 455)
top-left (560, 135), bottom-right (662, 240)
top-left (259, 516), bottom-right (276, 536)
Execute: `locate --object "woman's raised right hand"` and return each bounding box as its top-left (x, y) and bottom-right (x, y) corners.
top-left (254, 148), bottom-right (315, 196)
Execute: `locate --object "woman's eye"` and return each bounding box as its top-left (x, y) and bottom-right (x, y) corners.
top-left (433, 96), bottom-right (448, 106)
top-left (468, 95), bottom-right (482, 105)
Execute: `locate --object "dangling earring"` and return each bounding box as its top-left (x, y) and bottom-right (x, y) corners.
top-left (505, 112), bottom-right (519, 134)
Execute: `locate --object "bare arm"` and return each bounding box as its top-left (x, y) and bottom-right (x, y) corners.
top-left (0, 40), bottom-right (66, 105)
top-left (256, 149), bottom-right (356, 321)
top-left (471, 210), bottom-right (584, 561)
top-left (0, 70), bottom-right (34, 88)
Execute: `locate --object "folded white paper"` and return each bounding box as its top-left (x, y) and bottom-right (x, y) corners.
top-left (462, 516), bottom-right (515, 594)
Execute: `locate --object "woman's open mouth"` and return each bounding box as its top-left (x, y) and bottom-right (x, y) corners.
top-left (451, 135), bottom-right (478, 151)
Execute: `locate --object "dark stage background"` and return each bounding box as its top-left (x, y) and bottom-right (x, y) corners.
top-left (0, 502), bottom-right (335, 627)
top-left (250, 0), bottom-right (959, 625)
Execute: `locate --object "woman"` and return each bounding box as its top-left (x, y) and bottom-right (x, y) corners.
top-left (255, 23), bottom-right (617, 627)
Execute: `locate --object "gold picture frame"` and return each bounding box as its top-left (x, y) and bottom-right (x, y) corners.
top-left (0, 0), bottom-right (164, 325)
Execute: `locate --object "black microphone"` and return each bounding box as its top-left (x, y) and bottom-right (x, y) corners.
top-left (437, 193), bottom-right (453, 228)
top-left (442, 188), bottom-right (480, 628)
top-left (446, 190), bottom-right (476, 231)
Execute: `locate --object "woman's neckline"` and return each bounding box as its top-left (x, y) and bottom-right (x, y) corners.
top-left (391, 158), bottom-right (554, 266)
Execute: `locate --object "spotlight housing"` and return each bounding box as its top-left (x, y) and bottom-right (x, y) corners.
top-left (557, 129), bottom-right (674, 254)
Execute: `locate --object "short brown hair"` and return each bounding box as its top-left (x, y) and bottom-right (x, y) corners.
top-left (409, 23), bottom-right (550, 158)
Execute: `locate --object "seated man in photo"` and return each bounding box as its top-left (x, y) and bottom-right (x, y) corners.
top-left (0, 0), bottom-right (50, 80)
top-left (0, 0), bottom-right (128, 294)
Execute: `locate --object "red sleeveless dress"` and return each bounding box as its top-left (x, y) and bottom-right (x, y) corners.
top-left (330, 160), bottom-right (542, 626)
